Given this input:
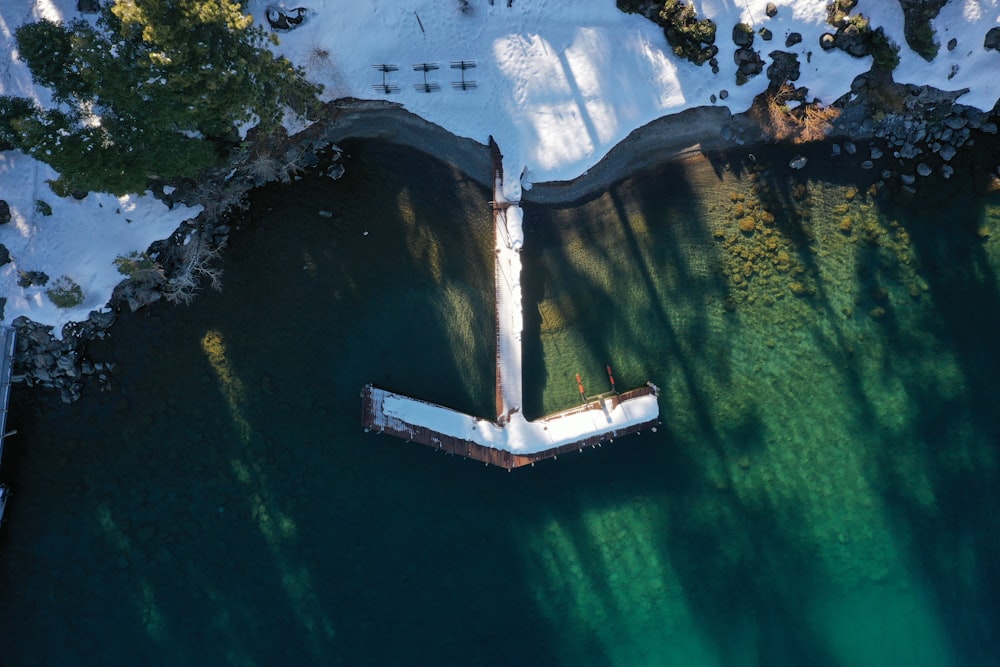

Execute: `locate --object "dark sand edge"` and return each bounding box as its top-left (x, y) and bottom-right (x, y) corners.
top-left (299, 99), bottom-right (757, 205)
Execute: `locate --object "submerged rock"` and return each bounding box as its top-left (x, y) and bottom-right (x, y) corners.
top-left (789, 155), bottom-right (808, 170)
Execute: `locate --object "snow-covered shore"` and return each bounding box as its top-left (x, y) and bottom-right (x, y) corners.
top-left (2, 0), bottom-right (1000, 339)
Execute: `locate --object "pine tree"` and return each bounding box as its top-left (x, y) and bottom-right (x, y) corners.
top-left (14, 1), bottom-right (322, 195)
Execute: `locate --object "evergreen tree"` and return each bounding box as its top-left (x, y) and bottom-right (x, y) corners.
top-left (14, 1), bottom-right (321, 195)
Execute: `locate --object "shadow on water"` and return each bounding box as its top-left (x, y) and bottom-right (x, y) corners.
top-left (521, 159), bottom-right (734, 433)
top-left (3, 135), bottom-right (1000, 667)
top-left (0, 141), bottom-right (560, 666)
top-left (513, 152), bottom-right (852, 665)
top-left (858, 186), bottom-right (1000, 666)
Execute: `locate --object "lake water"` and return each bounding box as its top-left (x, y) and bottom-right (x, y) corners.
top-left (1, 139), bottom-right (999, 666)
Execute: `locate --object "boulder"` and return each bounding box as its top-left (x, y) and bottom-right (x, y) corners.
top-left (985, 27), bottom-right (1000, 51)
top-left (789, 155), bottom-right (808, 170)
top-left (917, 163), bottom-right (932, 177)
top-left (785, 32), bottom-right (802, 47)
top-left (733, 23), bottom-right (755, 47)
top-left (0, 200), bottom-right (10, 224)
top-left (266, 6), bottom-right (308, 31)
top-left (766, 3), bottom-right (778, 18)
top-left (820, 33), bottom-right (837, 50)
top-left (947, 37), bottom-right (957, 51)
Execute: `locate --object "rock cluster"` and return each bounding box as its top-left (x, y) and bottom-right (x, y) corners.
top-left (871, 104), bottom-right (997, 188)
top-left (12, 311), bottom-right (116, 403)
top-left (732, 23), bottom-right (763, 85)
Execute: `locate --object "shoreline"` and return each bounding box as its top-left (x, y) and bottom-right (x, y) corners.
top-left (297, 99), bottom-right (757, 206)
top-left (12, 90), bottom-right (1000, 402)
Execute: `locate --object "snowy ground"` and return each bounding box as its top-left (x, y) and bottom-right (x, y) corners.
top-left (2, 1), bottom-right (1000, 334)
top-left (0, 0), bottom-right (201, 334)
top-left (257, 0), bottom-right (1000, 199)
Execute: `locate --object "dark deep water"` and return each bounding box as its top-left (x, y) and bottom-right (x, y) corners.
top-left (1, 139), bottom-right (999, 666)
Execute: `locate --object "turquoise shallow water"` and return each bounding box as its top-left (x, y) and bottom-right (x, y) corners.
top-left (1, 139), bottom-right (999, 666)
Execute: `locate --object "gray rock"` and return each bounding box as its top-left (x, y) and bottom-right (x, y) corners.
top-left (831, 144), bottom-right (842, 157)
top-left (947, 37), bottom-right (957, 51)
top-left (939, 144), bottom-right (957, 161)
top-left (982, 122), bottom-right (998, 134)
top-left (861, 160), bottom-right (874, 170)
top-left (941, 164), bottom-right (954, 179)
top-left (766, 3), bottom-right (778, 18)
top-left (944, 115), bottom-right (968, 130)
top-left (820, 33), bottom-right (836, 50)
top-left (844, 141), bottom-right (857, 155)
top-left (789, 155), bottom-right (808, 169)
top-left (785, 32), bottom-right (803, 48)
top-left (917, 163), bottom-right (933, 177)
top-left (870, 146), bottom-right (883, 160)
top-left (901, 174), bottom-right (916, 186)
top-left (720, 89), bottom-right (729, 100)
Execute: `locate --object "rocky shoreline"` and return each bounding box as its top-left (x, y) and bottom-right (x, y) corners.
top-left (11, 79), bottom-right (1000, 402)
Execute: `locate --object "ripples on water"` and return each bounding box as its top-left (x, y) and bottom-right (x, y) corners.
top-left (1, 139), bottom-right (999, 666)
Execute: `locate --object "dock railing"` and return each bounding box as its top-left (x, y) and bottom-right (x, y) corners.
top-left (0, 325), bottom-right (15, 464)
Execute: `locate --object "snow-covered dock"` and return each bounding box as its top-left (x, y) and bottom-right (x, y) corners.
top-left (361, 140), bottom-right (660, 469)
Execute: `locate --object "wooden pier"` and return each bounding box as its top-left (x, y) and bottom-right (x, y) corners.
top-left (361, 138), bottom-right (661, 469)
top-left (362, 383), bottom-right (659, 470)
